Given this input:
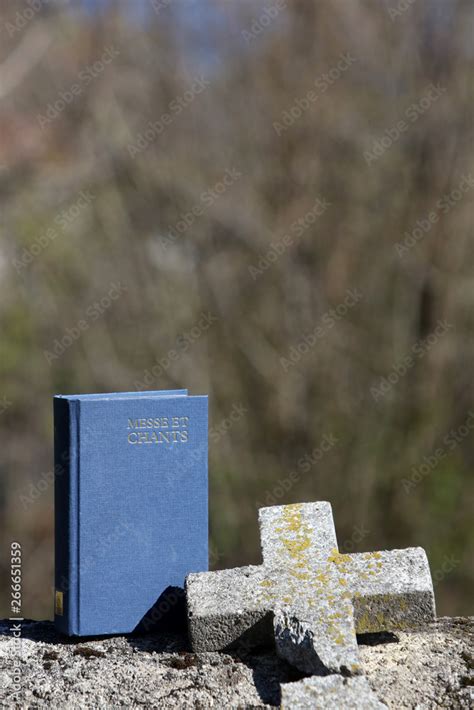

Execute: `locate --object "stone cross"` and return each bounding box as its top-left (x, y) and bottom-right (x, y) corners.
top-left (186, 502), bottom-right (435, 677)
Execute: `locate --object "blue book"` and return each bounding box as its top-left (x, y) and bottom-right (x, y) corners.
top-left (54, 389), bottom-right (208, 636)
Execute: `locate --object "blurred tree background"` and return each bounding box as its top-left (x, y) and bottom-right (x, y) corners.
top-left (0, 0), bottom-right (473, 619)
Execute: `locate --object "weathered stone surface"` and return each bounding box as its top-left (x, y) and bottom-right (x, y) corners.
top-left (360, 617), bottom-right (474, 710)
top-left (186, 502), bottom-right (435, 676)
top-left (1, 617), bottom-right (473, 708)
top-left (281, 675), bottom-right (387, 709)
top-left (0, 619), bottom-right (300, 709)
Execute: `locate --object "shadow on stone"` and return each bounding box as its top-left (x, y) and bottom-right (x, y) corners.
top-left (222, 612), bottom-right (275, 656)
top-left (357, 630), bottom-right (399, 646)
top-left (0, 619), bottom-right (110, 645)
top-left (126, 586), bottom-right (190, 653)
top-left (222, 614), bottom-right (306, 706)
top-left (231, 647), bottom-right (306, 707)
top-left (132, 586), bottom-right (187, 635)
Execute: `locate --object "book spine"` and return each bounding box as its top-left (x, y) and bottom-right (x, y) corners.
top-left (54, 398), bottom-right (79, 635)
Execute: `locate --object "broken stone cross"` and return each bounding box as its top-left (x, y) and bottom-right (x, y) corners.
top-left (186, 502), bottom-right (435, 676)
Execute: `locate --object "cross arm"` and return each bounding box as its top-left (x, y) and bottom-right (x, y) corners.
top-left (341, 547), bottom-right (436, 633)
top-left (186, 564), bottom-right (273, 652)
top-left (258, 501), bottom-right (338, 570)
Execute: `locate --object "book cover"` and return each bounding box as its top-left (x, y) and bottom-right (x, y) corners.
top-left (54, 389), bottom-right (208, 636)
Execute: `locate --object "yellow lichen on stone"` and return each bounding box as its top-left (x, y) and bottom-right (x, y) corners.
top-left (325, 619), bottom-right (348, 647)
top-left (282, 537), bottom-right (311, 558)
top-left (282, 504), bottom-right (305, 533)
top-left (327, 548), bottom-right (351, 566)
top-left (278, 504), bottom-right (313, 570)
